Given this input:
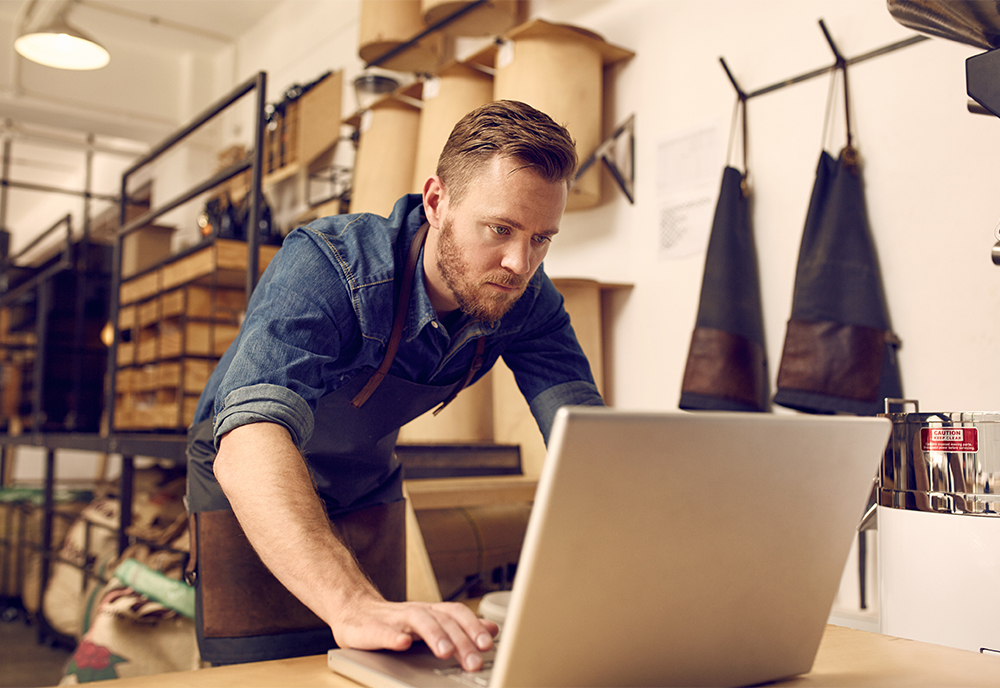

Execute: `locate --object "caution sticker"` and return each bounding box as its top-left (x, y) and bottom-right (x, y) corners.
top-left (921, 427), bottom-right (978, 453)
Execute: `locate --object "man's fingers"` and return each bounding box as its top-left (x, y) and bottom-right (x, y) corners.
top-left (332, 599), bottom-right (498, 672)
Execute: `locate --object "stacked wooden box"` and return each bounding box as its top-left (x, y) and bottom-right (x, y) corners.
top-left (114, 238), bottom-right (279, 431)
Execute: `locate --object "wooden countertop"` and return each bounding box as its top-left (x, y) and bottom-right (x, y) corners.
top-left (90, 625), bottom-right (1000, 687)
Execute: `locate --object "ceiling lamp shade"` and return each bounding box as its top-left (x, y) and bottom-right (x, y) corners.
top-left (15, 6), bottom-right (110, 70)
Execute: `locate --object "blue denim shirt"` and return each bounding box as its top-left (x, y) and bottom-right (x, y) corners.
top-left (193, 194), bottom-right (603, 450)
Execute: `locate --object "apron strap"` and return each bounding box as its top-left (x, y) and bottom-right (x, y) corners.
top-left (432, 336), bottom-right (487, 416)
top-left (350, 222), bottom-right (486, 411)
top-left (351, 222), bottom-right (429, 408)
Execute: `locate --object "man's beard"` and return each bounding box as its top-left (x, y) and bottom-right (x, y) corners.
top-left (436, 218), bottom-right (527, 325)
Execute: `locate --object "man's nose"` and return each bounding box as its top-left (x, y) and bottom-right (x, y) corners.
top-left (500, 239), bottom-right (532, 275)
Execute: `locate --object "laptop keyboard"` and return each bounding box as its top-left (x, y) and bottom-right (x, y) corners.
top-left (434, 659), bottom-right (494, 687)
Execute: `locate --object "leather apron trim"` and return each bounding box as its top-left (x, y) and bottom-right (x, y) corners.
top-left (195, 502), bottom-right (405, 639)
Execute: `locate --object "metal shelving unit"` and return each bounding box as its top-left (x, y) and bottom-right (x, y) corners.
top-left (0, 73), bottom-right (268, 646)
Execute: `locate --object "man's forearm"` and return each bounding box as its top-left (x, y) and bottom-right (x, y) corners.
top-left (213, 421), bottom-right (381, 625)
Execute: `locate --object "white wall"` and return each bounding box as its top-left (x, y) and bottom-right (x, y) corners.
top-left (225, 0), bottom-right (999, 415)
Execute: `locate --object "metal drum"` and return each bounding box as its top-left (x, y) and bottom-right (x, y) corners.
top-left (877, 399), bottom-right (1000, 653)
top-left (878, 399), bottom-right (1000, 517)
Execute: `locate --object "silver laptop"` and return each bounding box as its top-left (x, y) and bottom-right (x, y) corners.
top-left (328, 407), bottom-right (891, 687)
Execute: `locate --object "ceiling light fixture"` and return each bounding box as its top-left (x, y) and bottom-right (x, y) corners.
top-left (15, 0), bottom-right (110, 71)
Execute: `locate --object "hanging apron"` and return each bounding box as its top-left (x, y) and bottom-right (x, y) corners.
top-left (680, 96), bottom-right (769, 412)
top-left (773, 63), bottom-right (902, 416)
top-left (184, 222), bottom-right (485, 664)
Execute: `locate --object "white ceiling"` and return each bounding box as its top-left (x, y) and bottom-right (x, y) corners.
top-left (0, 0), bottom-right (288, 244)
top-left (1, 0), bottom-right (285, 54)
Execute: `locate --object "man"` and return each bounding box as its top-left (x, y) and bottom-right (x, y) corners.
top-left (185, 100), bottom-right (603, 670)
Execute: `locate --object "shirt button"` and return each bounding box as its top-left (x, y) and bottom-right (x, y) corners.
top-left (431, 321), bottom-right (439, 329)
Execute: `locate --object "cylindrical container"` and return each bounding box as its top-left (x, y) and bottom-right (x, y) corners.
top-left (490, 21), bottom-right (632, 212)
top-left (349, 97), bottom-right (421, 217)
top-left (359, 0), bottom-right (445, 73)
top-left (410, 61), bottom-right (494, 193)
top-left (879, 400), bottom-right (1000, 515)
top-left (877, 399), bottom-right (1000, 653)
top-left (421, 0), bottom-right (522, 37)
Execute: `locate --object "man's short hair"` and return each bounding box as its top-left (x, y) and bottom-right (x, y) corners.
top-left (436, 100), bottom-right (578, 205)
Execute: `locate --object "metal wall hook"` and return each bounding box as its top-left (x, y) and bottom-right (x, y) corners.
top-left (719, 56), bottom-right (747, 102)
top-left (818, 18), bottom-right (846, 68)
top-left (575, 114), bottom-right (635, 204)
top-left (718, 21), bottom-right (927, 101)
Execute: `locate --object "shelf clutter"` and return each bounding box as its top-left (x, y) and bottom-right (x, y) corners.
top-left (114, 239), bottom-right (279, 431)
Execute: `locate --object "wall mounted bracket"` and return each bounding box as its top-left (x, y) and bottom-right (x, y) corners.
top-left (575, 114), bottom-right (635, 204)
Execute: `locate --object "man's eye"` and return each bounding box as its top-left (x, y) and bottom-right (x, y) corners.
top-left (490, 225), bottom-right (510, 235)
top-left (534, 235), bottom-right (553, 245)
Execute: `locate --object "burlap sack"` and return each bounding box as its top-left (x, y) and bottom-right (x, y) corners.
top-left (59, 575), bottom-right (200, 684)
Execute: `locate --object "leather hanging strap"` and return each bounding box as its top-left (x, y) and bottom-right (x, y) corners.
top-left (725, 92), bottom-right (750, 197)
top-left (839, 58), bottom-right (859, 172)
top-left (351, 222), bottom-right (429, 408)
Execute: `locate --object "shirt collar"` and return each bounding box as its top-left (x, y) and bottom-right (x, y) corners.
top-left (405, 244), bottom-right (500, 343)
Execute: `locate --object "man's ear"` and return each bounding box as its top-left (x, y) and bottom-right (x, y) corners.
top-left (422, 175), bottom-right (446, 228)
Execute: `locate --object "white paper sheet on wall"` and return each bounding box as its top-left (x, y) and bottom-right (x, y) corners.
top-left (656, 125), bottom-right (721, 260)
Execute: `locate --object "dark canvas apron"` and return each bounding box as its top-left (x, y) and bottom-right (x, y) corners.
top-left (680, 95), bottom-right (768, 412)
top-left (773, 63), bottom-right (902, 416)
top-left (185, 222), bottom-right (485, 664)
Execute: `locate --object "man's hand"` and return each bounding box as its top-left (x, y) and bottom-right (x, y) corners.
top-left (332, 596), bottom-right (499, 671)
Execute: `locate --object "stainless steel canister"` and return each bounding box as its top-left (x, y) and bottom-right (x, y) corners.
top-left (878, 399), bottom-right (1000, 516)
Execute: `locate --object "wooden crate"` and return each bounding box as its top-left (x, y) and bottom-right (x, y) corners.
top-left (136, 325), bottom-right (158, 364)
top-left (153, 359), bottom-right (213, 395)
top-left (160, 285), bottom-right (245, 322)
top-left (159, 320), bottom-right (239, 359)
top-left (119, 269), bottom-right (161, 306)
top-left (116, 341), bottom-right (135, 367)
top-left (159, 239), bottom-right (279, 293)
top-left (117, 304), bottom-right (136, 331)
top-left (113, 238), bottom-right (277, 431)
top-left (137, 298), bottom-right (161, 329)
top-left (119, 239), bottom-right (278, 305)
top-left (113, 393), bottom-right (199, 431)
top-left (113, 359), bottom-right (212, 430)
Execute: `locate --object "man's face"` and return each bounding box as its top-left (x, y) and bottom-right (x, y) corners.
top-left (426, 156), bottom-right (568, 324)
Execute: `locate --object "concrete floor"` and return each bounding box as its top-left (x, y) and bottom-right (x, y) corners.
top-left (0, 610), bottom-right (73, 688)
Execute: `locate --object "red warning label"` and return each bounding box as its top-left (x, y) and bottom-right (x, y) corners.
top-left (921, 427), bottom-right (978, 453)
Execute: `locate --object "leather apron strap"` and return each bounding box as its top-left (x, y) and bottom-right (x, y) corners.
top-left (351, 221), bottom-right (486, 413)
top-left (351, 222), bottom-right (428, 408)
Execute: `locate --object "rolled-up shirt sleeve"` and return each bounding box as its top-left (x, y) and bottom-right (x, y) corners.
top-left (214, 383), bottom-right (315, 449)
top-left (500, 273), bottom-right (605, 444)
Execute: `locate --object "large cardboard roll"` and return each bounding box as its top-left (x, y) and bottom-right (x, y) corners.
top-left (411, 61), bottom-right (494, 193)
top-left (359, 0), bottom-right (445, 72)
top-left (421, 0), bottom-right (522, 37)
top-left (477, 20), bottom-right (633, 211)
top-left (348, 96), bottom-right (421, 217)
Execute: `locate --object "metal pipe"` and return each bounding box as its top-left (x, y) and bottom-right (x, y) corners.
top-left (0, 178), bottom-right (118, 203)
top-left (366, 0), bottom-right (489, 69)
top-left (246, 71), bottom-right (266, 299)
top-left (0, 134), bottom-right (10, 231)
top-left (722, 27), bottom-right (930, 101)
top-left (122, 71), bottom-right (264, 181)
top-left (118, 159), bottom-right (251, 238)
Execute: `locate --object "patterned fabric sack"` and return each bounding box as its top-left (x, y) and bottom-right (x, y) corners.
top-left (60, 542), bottom-right (199, 684)
top-left (59, 573), bottom-right (200, 684)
